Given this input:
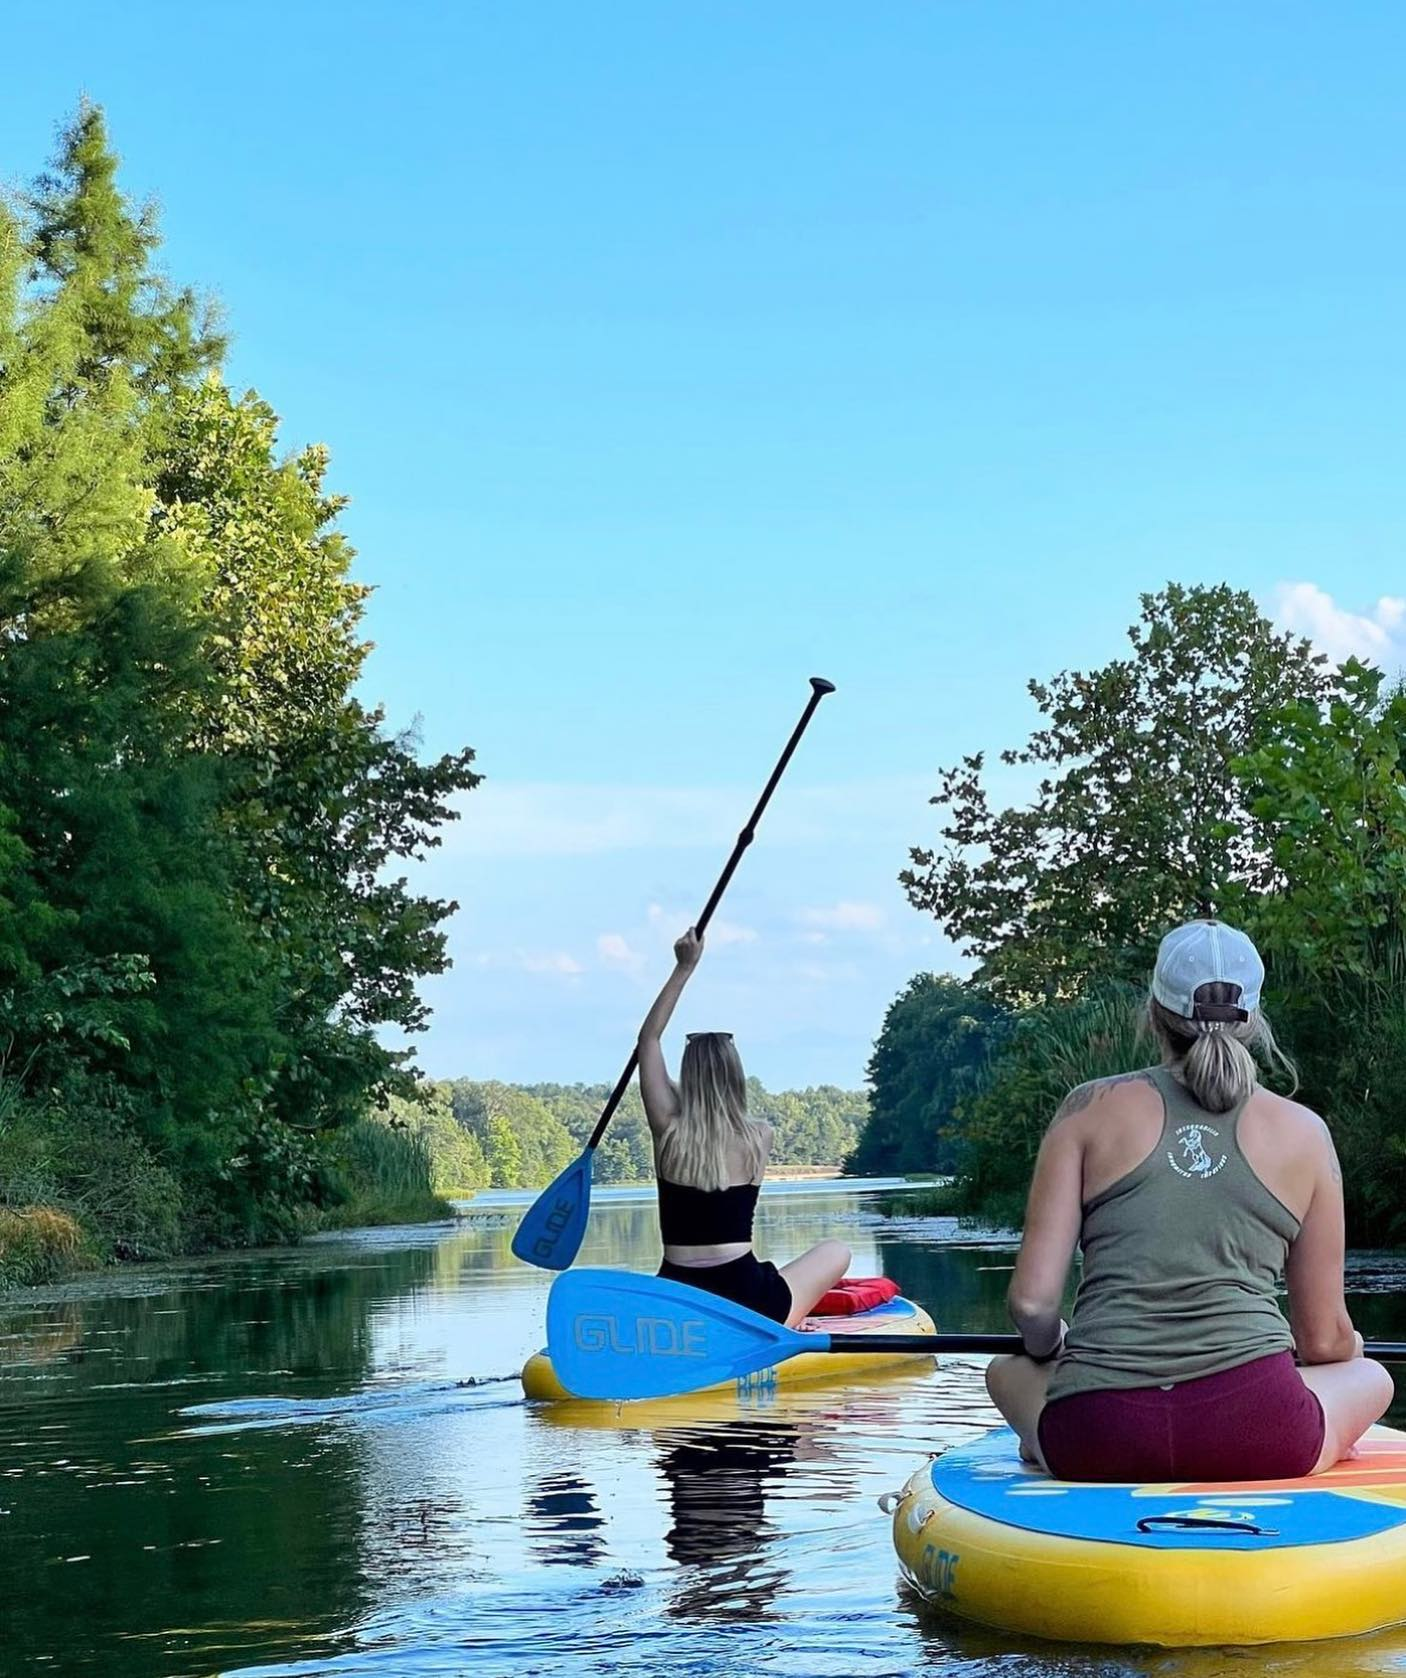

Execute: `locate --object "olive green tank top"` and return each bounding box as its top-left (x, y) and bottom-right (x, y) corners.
top-left (1046, 1065), bottom-right (1299, 1402)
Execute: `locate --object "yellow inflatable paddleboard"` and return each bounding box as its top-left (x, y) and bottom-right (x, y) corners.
top-left (523, 1295), bottom-right (936, 1404)
top-left (892, 1423), bottom-right (1406, 1647)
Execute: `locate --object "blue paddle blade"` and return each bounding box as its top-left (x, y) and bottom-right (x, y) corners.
top-left (511, 1149), bottom-right (594, 1270)
top-left (547, 1267), bottom-right (827, 1400)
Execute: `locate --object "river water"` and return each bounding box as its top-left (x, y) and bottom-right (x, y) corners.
top-left (2, 1181), bottom-right (1405, 1677)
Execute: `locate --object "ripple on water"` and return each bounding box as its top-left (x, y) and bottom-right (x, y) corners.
top-left (3, 1184), bottom-right (1406, 1678)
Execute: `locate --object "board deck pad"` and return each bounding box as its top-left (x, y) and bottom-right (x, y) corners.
top-left (798, 1298), bottom-right (919, 1332)
top-left (932, 1425), bottom-right (1406, 1551)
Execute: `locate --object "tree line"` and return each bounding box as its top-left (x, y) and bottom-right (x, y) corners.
top-left (390, 1077), bottom-right (868, 1192)
top-left (0, 109), bottom-right (478, 1282)
top-left (847, 583), bottom-right (1406, 1244)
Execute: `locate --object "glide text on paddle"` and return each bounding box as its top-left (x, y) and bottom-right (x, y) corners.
top-left (573, 1314), bottom-right (709, 1357)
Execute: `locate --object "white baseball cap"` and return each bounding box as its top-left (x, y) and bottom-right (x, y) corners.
top-left (1151, 919), bottom-right (1264, 1022)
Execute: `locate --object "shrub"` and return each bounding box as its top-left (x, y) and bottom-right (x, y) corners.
top-left (0, 1207), bottom-right (86, 1289)
top-left (0, 1081), bottom-right (184, 1262)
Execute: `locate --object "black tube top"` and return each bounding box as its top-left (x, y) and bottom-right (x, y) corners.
top-left (656, 1176), bottom-right (760, 1245)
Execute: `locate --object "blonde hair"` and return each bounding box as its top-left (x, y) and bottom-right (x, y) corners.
top-left (656, 1032), bottom-right (767, 1192)
top-left (1146, 982), bottom-right (1298, 1114)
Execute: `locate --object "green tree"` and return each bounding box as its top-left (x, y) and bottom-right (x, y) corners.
top-left (0, 108), bottom-right (274, 1158)
top-left (846, 975), bottom-right (1003, 1175)
top-left (1230, 663), bottom-right (1406, 993)
top-left (448, 1081), bottom-right (576, 1187)
top-left (1228, 663), bottom-right (1406, 1239)
top-left (902, 585), bottom-right (1328, 1000)
top-left (385, 1086), bottom-right (488, 1195)
top-left (481, 1113), bottom-right (524, 1188)
top-left (154, 375), bottom-right (480, 1135)
top-left (951, 985), bottom-right (1145, 1222)
top-left (0, 106), bottom-right (478, 1258)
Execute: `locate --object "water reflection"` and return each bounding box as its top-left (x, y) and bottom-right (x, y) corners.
top-left (526, 1471), bottom-right (607, 1567)
top-left (1, 1187), bottom-right (1404, 1678)
top-left (659, 1419), bottom-right (802, 1621)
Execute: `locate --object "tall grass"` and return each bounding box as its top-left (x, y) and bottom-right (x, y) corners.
top-left (315, 1118), bottom-right (453, 1229)
top-left (946, 983), bottom-right (1147, 1228)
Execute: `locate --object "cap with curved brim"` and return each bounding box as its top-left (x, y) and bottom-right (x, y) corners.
top-left (1152, 919), bottom-right (1264, 1020)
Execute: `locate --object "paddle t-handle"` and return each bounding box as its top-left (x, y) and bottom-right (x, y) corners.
top-left (511, 678), bottom-right (837, 1270)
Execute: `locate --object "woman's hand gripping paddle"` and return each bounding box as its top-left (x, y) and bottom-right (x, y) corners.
top-left (545, 1271), bottom-right (1406, 1400)
top-left (511, 677), bottom-right (836, 1271)
top-left (545, 1268), bottom-right (1018, 1400)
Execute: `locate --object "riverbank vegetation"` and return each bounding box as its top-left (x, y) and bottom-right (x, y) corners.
top-left (391, 1078), bottom-right (867, 1193)
top-left (850, 584), bottom-right (1406, 1244)
top-left (0, 108), bottom-right (479, 1279)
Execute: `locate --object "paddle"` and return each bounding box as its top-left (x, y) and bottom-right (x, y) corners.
top-left (547, 1267), bottom-right (1008, 1399)
top-left (545, 1268), bottom-right (1406, 1401)
top-left (511, 677), bottom-right (837, 1272)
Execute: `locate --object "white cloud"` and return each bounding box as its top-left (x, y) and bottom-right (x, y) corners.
top-left (645, 902), bottom-right (757, 946)
top-left (707, 920), bottom-right (758, 946)
top-left (520, 952), bottom-right (584, 976)
top-left (797, 900), bottom-right (886, 932)
top-left (1272, 583), bottom-right (1406, 667)
top-left (596, 932), bottom-right (646, 972)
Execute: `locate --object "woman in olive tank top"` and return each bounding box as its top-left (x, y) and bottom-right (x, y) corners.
top-left (986, 919), bottom-right (1393, 1482)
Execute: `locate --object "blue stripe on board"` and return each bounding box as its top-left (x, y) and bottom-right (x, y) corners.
top-left (932, 1428), bottom-right (1406, 1551)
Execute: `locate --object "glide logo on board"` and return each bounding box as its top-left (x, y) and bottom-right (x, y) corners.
top-left (919, 1543), bottom-right (960, 1600)
top-left (573, 1314), bottom-right (708, 1357)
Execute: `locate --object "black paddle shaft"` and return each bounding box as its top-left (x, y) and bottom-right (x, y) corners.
top-left (587, 677), bottom-right (836, 1151)
top-left (829, 1333), bottom-right (1027, 1355)
top-left (825, 1332), bottom-right (1406, 1359)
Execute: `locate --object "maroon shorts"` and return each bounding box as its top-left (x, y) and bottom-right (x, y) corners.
top-left (1037, 1351), bottom-right (1326, 1482)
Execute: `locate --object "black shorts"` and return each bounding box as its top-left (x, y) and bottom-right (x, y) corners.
top-left (658, 1251), bottom-right (793, 1323)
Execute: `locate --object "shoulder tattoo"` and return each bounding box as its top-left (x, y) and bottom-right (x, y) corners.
top-left (1050, 1070), bottom-right (1151, 1130)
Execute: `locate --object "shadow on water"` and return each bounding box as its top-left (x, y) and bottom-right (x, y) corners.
top-left (2, 1186), bottom-right (1406, 1677)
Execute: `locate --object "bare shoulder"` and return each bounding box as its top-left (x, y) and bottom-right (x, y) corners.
top-left (1049, 1069), bottom-right (1161, 1135)
top-left (1247, 1087), bottom-right (1338, 1166)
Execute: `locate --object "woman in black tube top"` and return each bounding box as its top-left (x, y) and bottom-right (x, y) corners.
top-left (637, 927), bottom-right (851, 1325)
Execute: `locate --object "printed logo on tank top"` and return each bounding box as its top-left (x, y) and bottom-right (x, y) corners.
top-left (1167, 1122), bottom-right (1228, 1180)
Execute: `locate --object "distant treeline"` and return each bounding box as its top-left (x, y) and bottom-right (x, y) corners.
top-left (391, 1078), bottom-right (868, 1192)
top-left (847, 585), bottom-right (1406, 1244)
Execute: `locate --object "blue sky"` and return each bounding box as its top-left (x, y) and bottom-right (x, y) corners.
top-left (4, 4), bottom-right (1403, 1087)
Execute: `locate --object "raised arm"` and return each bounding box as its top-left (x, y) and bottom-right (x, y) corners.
top-left (1006, 1097), bottom-right (1086, 1359)
top-left (637, 929), bottom-right (702, 1135)
top-left (1286, 1119), bottom-right (1359, 1365)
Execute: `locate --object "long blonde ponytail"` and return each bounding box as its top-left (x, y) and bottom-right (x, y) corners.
top-left (656, 1032), bottom-right (766, 1191)
top-left (1147, 983), bottom-right (1298, 1114)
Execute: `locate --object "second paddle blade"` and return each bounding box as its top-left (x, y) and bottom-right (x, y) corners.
top-left (547, 1267), bottom-right (819, 1400)
top-left (511, 1149), bottom-right (593, 1270)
